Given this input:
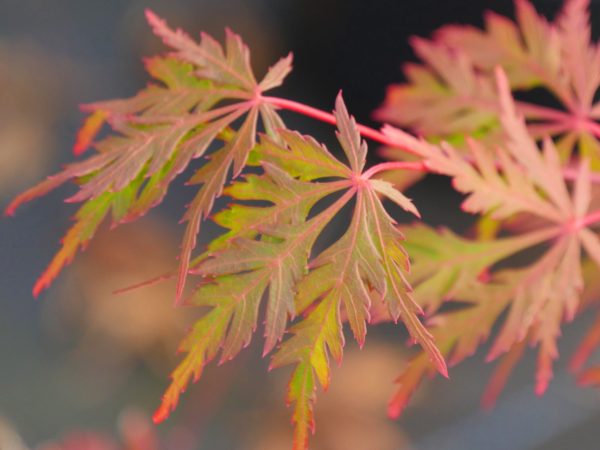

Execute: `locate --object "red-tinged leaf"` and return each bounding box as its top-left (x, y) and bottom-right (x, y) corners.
top-left (122, 110), bottom-right (244, 223)
top-left (440, 0), bottom-right (559, 89)
top-left (270, 295), bottom-right (343, 450)
top-left (176, 106), bottom-right (259, 302)
top-left (578, 366), bottom-right (600, 386)
top-left (533, 298), bottom-right (563, 396)
top-left (33, 193), bottom-right (113, 296)
top-left (255, 129), bottom-right (351, 181)
top-left (333, 92), bottom-right (367, 172)
top-left (378, 0), bottom-right (600, 160)
top-left (387, 352), bottom-right (432, 419)
top-left (4, 151), bottom-right (116, 216)
top-left (487, 242), bottom-right (568, 361)
top-left (558, 0), bottom-right (600, 109)
top-left (259, 53), bottom-right (294, 92)
top-left (570, 311), bottom-right (600, 372)
top-left (208, 172), bottom-right (348, 254)
top-left (156, 151), bottom-right (353, 421)
top-left (369, 179), bottom-right (420, 218)
top-left (362, 188), bottom-right (446, 377)
top-left (495, 69), bottom-right (572, 218)
top-left (73, 110), bottom-right (107, 156)
top-left (154, 270), bottom-right (269, 422)
top-left (388, 70), bottom-right (576, 225)
top-left (481, 338), bottom-right (528, 410)
top-left (10, 13), bottom-right (294, 301)
top-left (158, 97), bottom-right (442, 448)
top-left (145, 10), bottom-right (256, 90)
top-left (374, 37), bottom-right (498, 141)
top-left (201, 188), bottom-right (355, 355)
top-left (484, 231), bottom-right (584, 399)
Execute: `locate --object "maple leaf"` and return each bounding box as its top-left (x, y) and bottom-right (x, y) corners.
top-left (385, 68), bottom-right (600, 412)
top-left (570, 309), bottom-right (600, 373)
top-left (389, 234), bottom-right (598, 415)
top-left (376, 0), bottom-right (600, 165)
top-left (374, 36), bottom-right (499, 143)
top-left (153, 95), bottom-right (446, 450)
top-left (5, 11), bottom-right (293, 300)
top-left (383, 69), bottom-right (577, 224)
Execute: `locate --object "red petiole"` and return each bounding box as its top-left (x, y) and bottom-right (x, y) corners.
top-left (263, 95), bottom-right (600, 185)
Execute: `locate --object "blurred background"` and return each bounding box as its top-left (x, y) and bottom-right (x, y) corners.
top-left (2, 0), bottom-right (600, 449)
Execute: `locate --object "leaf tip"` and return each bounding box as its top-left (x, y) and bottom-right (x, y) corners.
top-left (387, 397), bottom-right (406, 420)
top-left (262, 341), bottom-right (274, 358)
top-left (32, 277), bottom-right (47, 298)
top-left (534, 380), bottom-right (548, 397)
top-left (438, 359), bottom-right (449, 379)
top-left (152, 402), bottom-right (171, 424)
top-left (73, 110), bottom-right (107, 156)
top-left (144, 8), bottom-right (160, 27)
top-left (3, 202), bottom-right (17, 217)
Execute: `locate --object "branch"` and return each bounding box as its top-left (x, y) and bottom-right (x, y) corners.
top-left (264, 96), bottom-right (420, 155)
top-left (263, 96), bottom-right (600, 185)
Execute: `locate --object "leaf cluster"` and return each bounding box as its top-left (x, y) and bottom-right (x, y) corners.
top-left (7, 2), bottom-right (600, 449)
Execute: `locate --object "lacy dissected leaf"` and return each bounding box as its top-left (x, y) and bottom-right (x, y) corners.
top-left (375, 37), bottom-right (499, 143)
top-left (393, 196), bottom-right (600, 412)
top-left (570, 309), bottom-right (600, 373)
top-left (376, 0), bottom-right (600, 163)
top-left (403, 223), bottom-right (557, 314)
top-left (154, 95), bottom-right (445, 450)
top-left (386, 68), bottom-right (600, 411)
top-left (383, 69), bottom-right (575, 224)
top-left (6, 11), bottom-right (294, 299)
top-left (391, 236), bottom-right (595, 415)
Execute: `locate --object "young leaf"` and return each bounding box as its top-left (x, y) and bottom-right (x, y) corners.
top-left (383, 69), bottom-right (575, 224)
top-left (154, 95), bottom-right (446, 450)
top-left (374, 37), bottom-right (499, 141)
top-left (386, 66), bottom-right (600, 411)
top-left (377, 0), bottom-right (600, 164)
top-left (6, 12), bottom-right (294, 299)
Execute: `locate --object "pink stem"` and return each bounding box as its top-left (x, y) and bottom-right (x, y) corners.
top-left (264, 96), bottom-right (421, 156)
top-left (362, 161), bottom-right (427, 179)
top-left (264, 96), bottom-right (600, 185)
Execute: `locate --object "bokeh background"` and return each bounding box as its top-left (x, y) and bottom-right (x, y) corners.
top-left (2, 1), bottom-right (600, 449)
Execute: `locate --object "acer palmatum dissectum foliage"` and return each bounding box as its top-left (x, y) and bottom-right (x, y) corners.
top-left (5, 10), bottom-right (443, 450)
top-left (382, 68), bottom-right (600, 414)
top-left (6, 2), bottom-right (600, 450)
top-left (376, 0), bottom-right (600, 166)
top-left (6, 10), bottom-right (293, 302)
top-left (152, 97), bottom-right (448, 448)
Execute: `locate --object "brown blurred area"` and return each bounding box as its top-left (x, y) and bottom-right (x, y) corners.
top-left (47, 219), bottom-right (189, 376)
top-left (248, 342), bottom-right (413, 450)
top-left (0, 40), bottom-right (80, 195)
